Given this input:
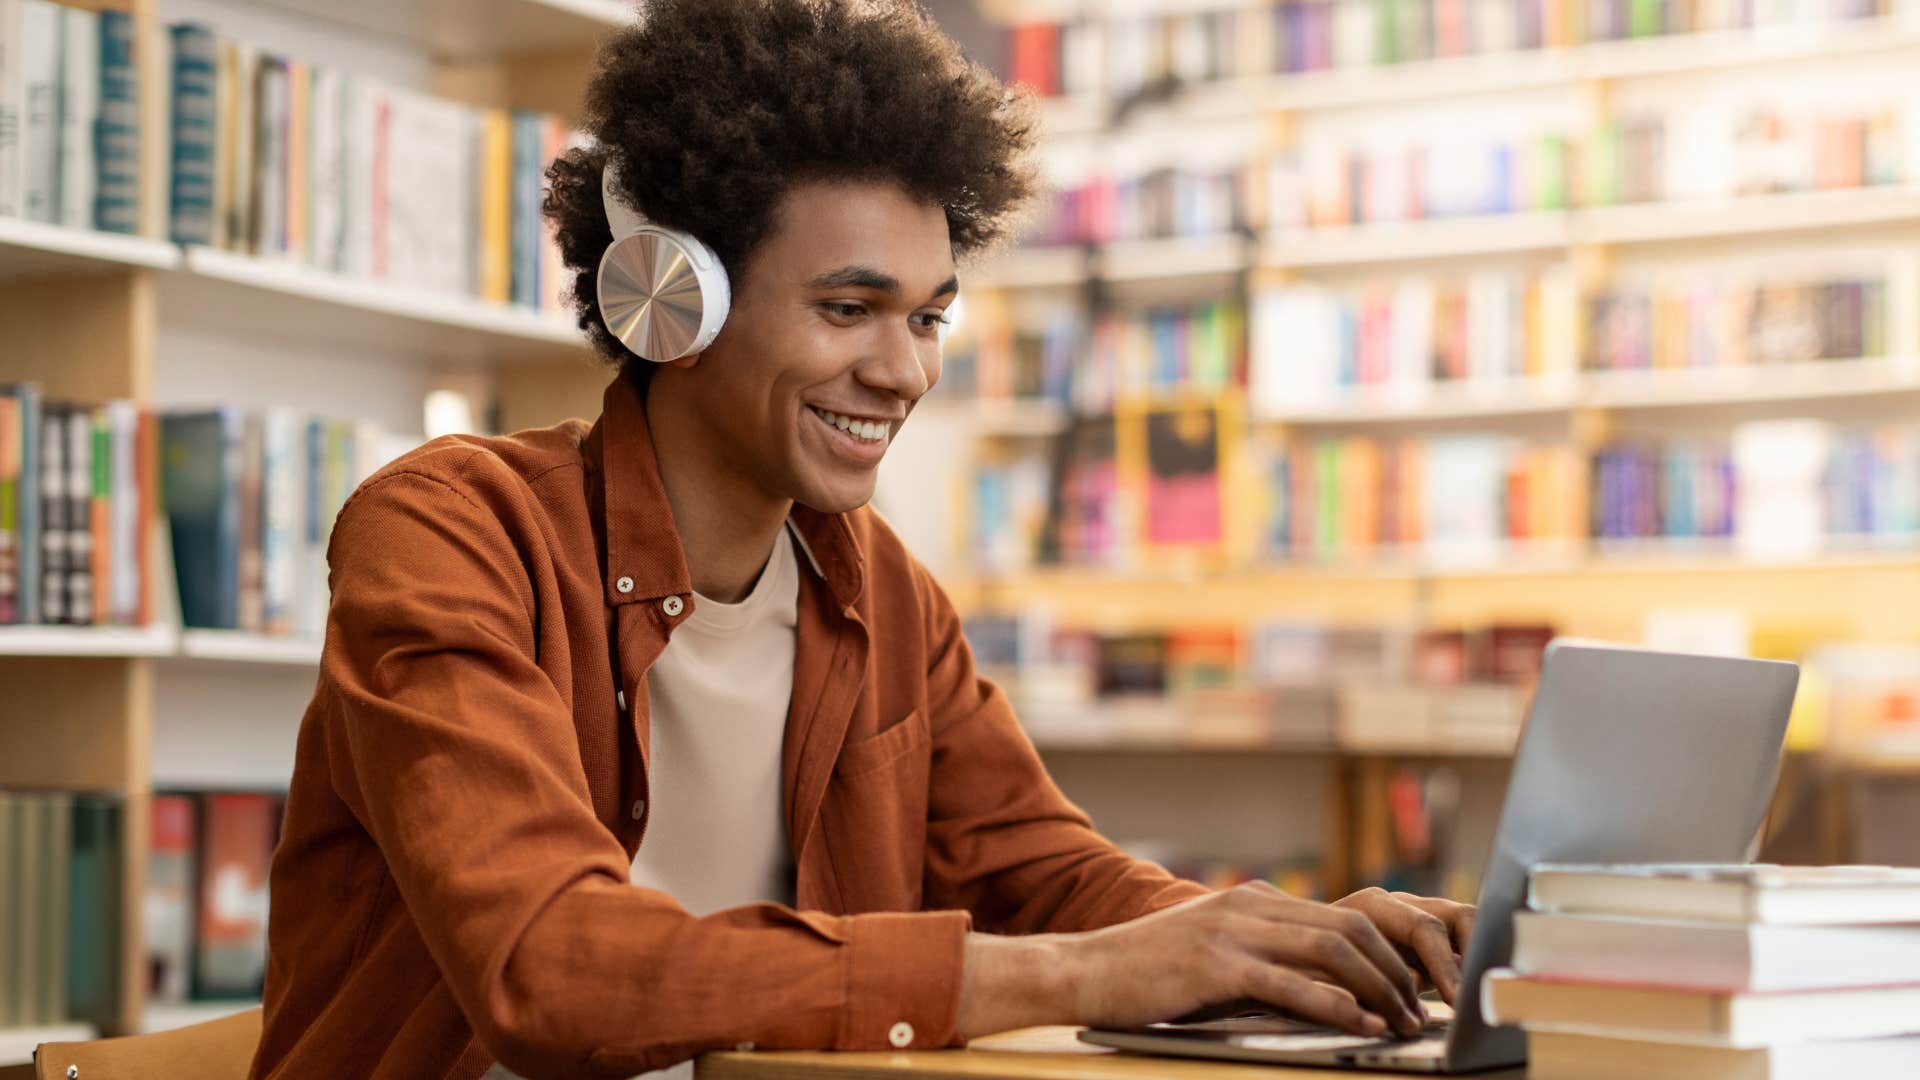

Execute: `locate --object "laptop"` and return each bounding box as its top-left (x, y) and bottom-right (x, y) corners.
top-left (1079, 641), bottom-right (1799, 1073)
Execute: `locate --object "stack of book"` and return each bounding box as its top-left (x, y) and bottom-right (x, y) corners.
top-left (0, 790), bottom-right (123, 1028)
top-left (1487, 863), bottom-right (1920, 1078)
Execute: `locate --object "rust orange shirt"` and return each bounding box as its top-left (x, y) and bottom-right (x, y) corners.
top-left (249, 373), bottom-right (1207, 1080)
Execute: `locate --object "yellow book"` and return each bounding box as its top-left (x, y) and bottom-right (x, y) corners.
top-left (480, 108), bottom-right (513, 305)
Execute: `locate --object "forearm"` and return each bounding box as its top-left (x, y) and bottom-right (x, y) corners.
top-left (955, 932), bottom-right (1082, 1039)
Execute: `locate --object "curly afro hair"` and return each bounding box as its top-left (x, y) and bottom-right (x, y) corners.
top-left (544, 0), bottom-right (1040, 371)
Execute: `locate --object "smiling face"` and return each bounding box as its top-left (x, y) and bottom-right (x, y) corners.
top-left (649, 178), bottom-right (956, 515)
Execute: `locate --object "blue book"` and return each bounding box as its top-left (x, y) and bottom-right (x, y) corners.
top-left (94, 9), bottom-right (140, 234)
top-left (509, 110), bottom-right (543, 310)
top-left (160, 410), bottom-right (244, 630)
top-left (168, 23), bottom-right (218, 245)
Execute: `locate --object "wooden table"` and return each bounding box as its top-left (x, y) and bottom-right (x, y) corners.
top-left (697, 1027), bottom-right (1528, 1079)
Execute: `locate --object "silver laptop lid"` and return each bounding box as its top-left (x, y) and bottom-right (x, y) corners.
top-left (1446, 642), bottom-right (1798, 1071)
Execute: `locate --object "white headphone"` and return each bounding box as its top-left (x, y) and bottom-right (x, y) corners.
top-left (597, 160), bottom-right (732, 363)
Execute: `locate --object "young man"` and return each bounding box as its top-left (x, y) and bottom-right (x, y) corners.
top-left (251, 3), bottom-right (1473, 1078)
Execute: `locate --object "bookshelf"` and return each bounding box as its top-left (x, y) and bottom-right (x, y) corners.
top-left (945, 0), bottom-right (1920, 915)
top-left (0, 0), bottom-right (619, 1055)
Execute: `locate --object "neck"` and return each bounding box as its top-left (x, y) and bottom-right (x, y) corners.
top-left (642, 374), bottom-right (792, 604)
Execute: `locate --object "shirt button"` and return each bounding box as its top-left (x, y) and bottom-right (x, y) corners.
top-left (662, 595), bottom-right (684, 617)
top-left (888, 1021), bottom-right (914, 1049)
top-left (615, 576), bottom-right (634, 594)
top-left (629, 798), bottom-right (646, 821)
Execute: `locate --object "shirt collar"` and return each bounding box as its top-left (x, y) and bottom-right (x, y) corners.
top-left (589, 372), bottom-right (866, 612)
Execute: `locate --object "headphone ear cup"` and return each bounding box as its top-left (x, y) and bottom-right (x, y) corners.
top-left (597, 227), bottom-right (731, 363)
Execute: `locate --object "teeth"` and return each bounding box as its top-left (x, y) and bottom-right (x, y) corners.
top-left (812, 407), bottom-right (888, 444)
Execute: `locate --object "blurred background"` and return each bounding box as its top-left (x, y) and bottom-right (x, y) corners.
top-left (2, 0), bottom-right (1919, 1056)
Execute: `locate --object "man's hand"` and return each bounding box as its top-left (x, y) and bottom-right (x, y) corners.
top-left (958, 882), bottom-right (1475, 1041)
top-left (1331, 887), bottom-right (1476, 1003)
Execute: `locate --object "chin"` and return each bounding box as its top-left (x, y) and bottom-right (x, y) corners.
top-left (793, 479), bottom-right (877, 516)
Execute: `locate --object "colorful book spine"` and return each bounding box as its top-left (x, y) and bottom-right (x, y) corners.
top-left (261, 408), bottom-right (299, 636)
top-left (168, 22), bottom-right (218, 245)
top-left (18, 0), bottom-right (59, 224)
top-left (39, 405), bottom-right (65, 624)
top-left (94, 9), bottom-right (140, 234)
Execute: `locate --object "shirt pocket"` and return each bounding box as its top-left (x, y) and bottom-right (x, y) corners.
top-left (821, 708), bottom-right (931, 912)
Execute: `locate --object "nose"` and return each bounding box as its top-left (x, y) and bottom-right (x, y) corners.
top-left (856, 317), bottom-right (936, 403)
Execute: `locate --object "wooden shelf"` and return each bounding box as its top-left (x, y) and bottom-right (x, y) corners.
top-left (965, 245), bottom-right (1089, 290)
top-left (0, 1023), bottom-right (93, 1067)
top-left (140, 999), bottom-right (258, 1036)
top-left (970, 398), bottom-right (1073, 438)
top-left (166, 247), bottom-right (586, 364)
top-left (177, 630), bottom-right (323, 667)
top-left (0, 624), bottom-right (179, 658)
top-left (1263, 211), bottom-right (1571, 269)
top-left (1097, 234), bottom-right (1250, 282)
top-left (0, 220), bottom-right (179, 283)
top-left (241, 0), bottom-right (626, 60)
top-left (1259, 357), bottom-right (1920, 425)
top-left (1579, 185), bottom-right (1920, 246)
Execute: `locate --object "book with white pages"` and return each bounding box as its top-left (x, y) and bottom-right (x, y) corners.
top-left (1526, 1030), bottom-right (1920, 1080)
top-left (1481, 969), bottom-right (1920, 1047)
top-left (1512, 912), bottom-right (1920, 993)
top-left (1529, 863), bottom-right (1920, 925)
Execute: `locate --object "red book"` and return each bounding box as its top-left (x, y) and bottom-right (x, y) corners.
top-left (194, 793), bottom-right (277, 998)
top-left (147, 794), bottom-right (197, 1003)
top-left (1010, 23), bottom-right (1061, 96)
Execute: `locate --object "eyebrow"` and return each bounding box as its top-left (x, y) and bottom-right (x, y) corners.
top-left (806, 264), bottom-right (959, 301)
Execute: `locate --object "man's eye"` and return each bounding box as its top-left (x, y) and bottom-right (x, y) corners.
top-left (827, 303), bottom-right (866, 318)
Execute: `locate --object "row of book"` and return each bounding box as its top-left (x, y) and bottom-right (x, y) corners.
top-left (161, 21), bottom-right (577, 311)
top-left (160, 409), bottom-right (394, 637)
top-left (1259, 435), bottom-right (1589, 559)
top-left (1004, 0), bottom-right (1890, 103)
top-left (1584, 274), bottom-right (1894, 373)
top-left (0, 387), bottom-right (154, 626)
top-left (1488, 864), bottom-right (1920, 1078)
top-left (966, 413), bottom-right (1920, 572)
top-left (0, 790), bottom-right (122, 1028)
top-left (1607, 103), bottom-right (1912, 206)
top-left (0, 2), bottom-right (141, 231)
top-left (1250, 271), bottom-right (1580, 410)
top-left (147, 791), bottom-right (281, 1005)
top-left (0, 387), bottom-right (398, 634)
top-left (964, 612), bottom-right (1546, 756)
top-left (950, 295), bottom-right (1248, 410)
top-left (1597, 422), bottom-right (1920, 548)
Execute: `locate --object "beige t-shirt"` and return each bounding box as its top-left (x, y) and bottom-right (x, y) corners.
top-left (486, 526), bottom-right (801, 1080)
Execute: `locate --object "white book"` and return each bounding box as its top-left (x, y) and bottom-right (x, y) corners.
top-left (18, 0), bottom-right (59, 223)
top-left (383, 89), bottom-right (473, 295)
top-left (340, 75), bottom-right (380, 279)
top-left (1513, 911), bottom-right (1920, 992)
top-left (1528, 1030), bottom-right (1920, 1080)
top-left (1390, 277), bottom-right (1436, 399)
top-left (57, 5), bottom-right (97, 229)
top-left (309, 65), bottom-right (345, 273)
top-left (1531, 864), bottom-right (1920, 925)
top-left (1482, 969), bottom-right (1920, 1048)
top-left (0, 0), bottom-right (21, 217)
top-left (261, 407), bottom-right (301, 636)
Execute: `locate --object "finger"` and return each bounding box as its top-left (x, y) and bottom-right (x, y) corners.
top-left (1350, 890), bottom-right (1463, 1005)
top-left (1249, 894), bottom-right (1423, 1015)
top-left (1241, 917), bottom-right (1424, 1037)
top-left (1239, 965), bottom-right (1387, 1039)
top-left (1392, 893), bottom-right (1476, 962)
